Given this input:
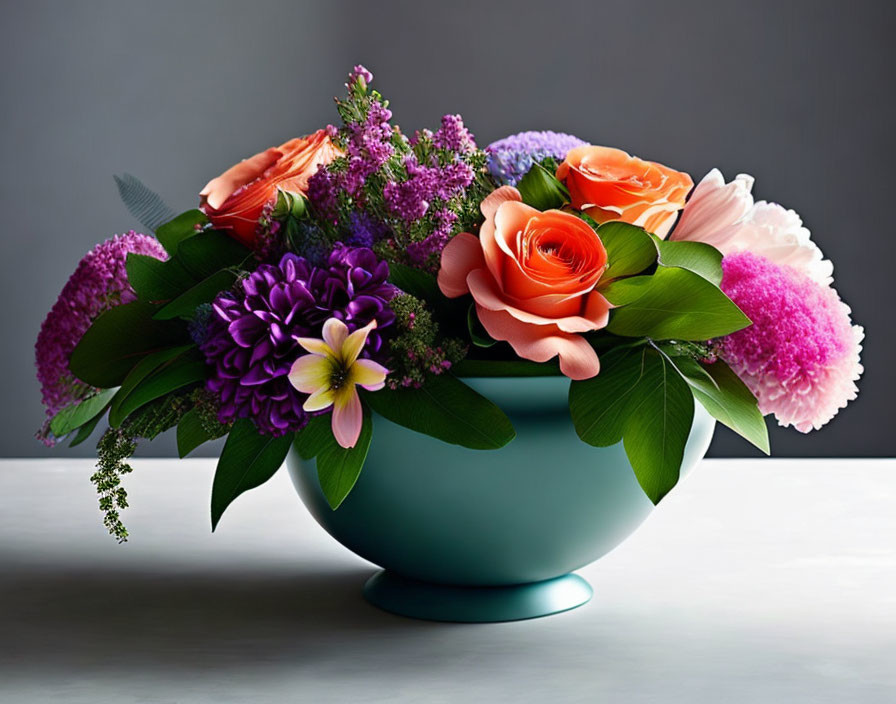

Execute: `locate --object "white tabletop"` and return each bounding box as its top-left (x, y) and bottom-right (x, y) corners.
top-left (1, 458), bottom-right (894, 703)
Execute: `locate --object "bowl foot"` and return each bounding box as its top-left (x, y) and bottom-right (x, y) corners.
top-left (363, 570), bottom-right (592, 623)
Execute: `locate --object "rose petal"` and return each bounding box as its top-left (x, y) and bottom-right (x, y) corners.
top-left (476, 305), bottom-right (601, 380)
top-left (437, 232), bottom-right (484, 298)
top-left (467, 268), bottom-right (607, 333)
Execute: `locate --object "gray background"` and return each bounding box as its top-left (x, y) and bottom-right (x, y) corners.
top-left (1, 0), bottom-right (893, 458)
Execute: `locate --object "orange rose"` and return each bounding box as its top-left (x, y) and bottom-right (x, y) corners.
top-left (556, 145), bottom-right (693, 238)
top-left (438, 186), bottom-right (610, 380)
top-left (199, 130), bottom-right (341, 247)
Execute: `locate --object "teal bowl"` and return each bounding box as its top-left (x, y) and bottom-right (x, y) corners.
top-left (287, 376), bottom-right (715, 622)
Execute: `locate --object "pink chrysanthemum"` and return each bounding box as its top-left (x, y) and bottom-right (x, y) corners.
top-left (35, 232), bottom-right (167, 444)
top-left (718, 252), bottom-right (863, 432)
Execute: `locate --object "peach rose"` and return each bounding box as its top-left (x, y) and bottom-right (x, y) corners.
top-left (199, 129), bottom-right (341, 247)
top-left (556, 145), bottom-right (693, 238)
top-left (438, 186), bottom-right (610, 380)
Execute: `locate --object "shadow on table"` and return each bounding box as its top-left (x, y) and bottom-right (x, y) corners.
top-left (0, 560), bottom-right (459, 673)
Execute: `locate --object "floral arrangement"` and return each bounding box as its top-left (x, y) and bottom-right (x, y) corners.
top-left (36, 66), bottom-right (862, 541)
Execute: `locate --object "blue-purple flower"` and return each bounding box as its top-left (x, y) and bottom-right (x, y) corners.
top-left (486, 130), bottom-right (588, 185)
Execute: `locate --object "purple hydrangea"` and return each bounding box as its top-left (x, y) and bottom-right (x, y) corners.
top-left (35, 232), bottom-right (167, 444)
top-left (486, 130), bottom-right (588, 185)
top-left (201, 244), bottom-right (397, 436)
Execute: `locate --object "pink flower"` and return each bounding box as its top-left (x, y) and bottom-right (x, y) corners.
top-left (718, 252), bottom-right (863, 432)
top-left (670, 169), bottom-right (833, 284)
top-left (288, 318), bottom-right (389, 448)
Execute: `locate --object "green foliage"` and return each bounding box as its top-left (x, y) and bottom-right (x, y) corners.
top-left (606, 266), bottom-right (751, 340)
top-left (176, 406), bottom-right (229, 458)
top-left (107, 345), bottom-right (194, 426)
top-left (671, 356), bottom-right (770, 454)
top-left (388, 261), bottom-right (442, 303)
top-left (109, 352), bottom-right (205, 428)
top-left (362, 374), bottom-right (515, 450)
top-left (570, 347), bottom-right (694, 504)
top-left (69, 301), bottom-right (190, 388)
top-left (386, 294), bottom-right (466, 389)
top-left (69, 411), bottom-right (104, 447)
top-left (153, 269), bottom-right (237, 320)
top-left (467, 303), bottom-right (496, 347)
top-left (155, 209), bottom-right (208, 255)
top-left (49, 387), bottom-right (118, 438)
top-left (452, 358), bottom-right (562, 377)
top-left (127, 231), bottom-right (248, 305)
top-left (126, 253), bottom-right (195, 302)
top-left (597, 222), bottom-right (657, 281)
top-left (211, 420), bottom-right (294, 530)
top-left (516, 162), bottom-right (569, 210)
top-left (651, 234), bottom-right (723, 286)
top-left (295, 409), bottom-right (373, 509)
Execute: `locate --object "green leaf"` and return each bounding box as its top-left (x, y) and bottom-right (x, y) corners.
top-left (622, 351), bottom-right (695, 504)
top-left (126, 253), bottom-right (196, 303)
top-left (598, 222), bottom-right (657, 281)
top-left (362, 374), bottom-right (515, 449)
top-left (294, 415), bottom-right (336, 461)
top-left (516, 163), bottom-right (569, 210)
top-left (570, 348), bottom-right (650, 447)
top-left (69, 302), bottom-right (190, 387)
top-left (452, 358), bottom-right (562, 377)
top-left (652, 235), bottom-right (723, 285)
top-left (598, 275), bottom-right (653, 306)
top-left (155, 209), bottom-right (208, 255)
top-left (388, 261), bottom-right (441, 302)
top-left (211, 420), bottom-right (293, 530)
top-left (69, 412), bottom-right (104, 447)
top-left (606, 266), bottom-right (751, 340)
top-left (109, 353), bottom-right (205, 427)
top-left (467, 303), bottom-right (496, 347)
top-left (49, 387), bottom-right (118, 437)
top-left (314, 407), bottom-right (373, 509)
top-left (107, 345), bottom-right (194, 426)
top-left (176, 408), bottom-right (224, 458)
top-left (176, 231), bottom-right (251, 280)
top-left (672, 356), bottom-right (770, 454)
top-left (153, 269), bottom-right (237, 320)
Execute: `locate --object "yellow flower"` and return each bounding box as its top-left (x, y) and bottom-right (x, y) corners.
top-left (288, 318), bottom-right (388, 448)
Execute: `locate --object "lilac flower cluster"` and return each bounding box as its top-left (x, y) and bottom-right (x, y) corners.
top-left (406, 208), bottom-right (458, 265)
top-left (200, 244), bottom-right (396, 436)
top-left (308, 69), bottom-right (394, 218)
top-left (486, 130), bottom-right (588, 185)
top-left (432, 114), bottom-right (476, 154)
top-left (382, 156), bottom-right (474, 223)
top-left (307, 66), bottom-right (488, 267)
top-left (35, 232), bottom-right (167, 443)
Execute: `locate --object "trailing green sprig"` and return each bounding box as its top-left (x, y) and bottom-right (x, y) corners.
top-left (92, 394), bottom-right (191, 541)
